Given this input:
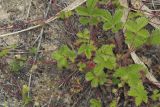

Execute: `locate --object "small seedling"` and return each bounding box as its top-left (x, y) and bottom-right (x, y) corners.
top-left (22, 85), bottom-right (31, 105)
top-left (9, 56), bottom-right (26, 73)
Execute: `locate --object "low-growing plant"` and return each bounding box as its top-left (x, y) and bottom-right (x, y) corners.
top-left (0, 49), bottom-right (8, 58)
top-left (9, 56), bottom-right (26, 73)
top-left (52, 0), bottom-right (160, 106)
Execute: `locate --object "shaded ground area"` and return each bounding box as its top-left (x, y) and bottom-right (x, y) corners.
top-left (0, 0), bottom-right (160, 107)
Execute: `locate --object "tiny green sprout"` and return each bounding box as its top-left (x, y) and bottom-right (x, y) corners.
top-left (59, 11), bottom-right (73, 19)
top-left (22, 85), bottom-right (31, 105)
top-left (90, 98), bottom-right (102, 107)
top-left (125, 17), bottom-right (149, 48)
top-left (103, 9), bottom-right (123, 32)
top-left (52, 45), bottom-right (76, 68)
top-left (151, 89), bottom-right (160, 101)
top-left (149, 29), bottom-right (160, 45)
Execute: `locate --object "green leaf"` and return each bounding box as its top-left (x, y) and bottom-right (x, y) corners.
top-left (125, 20), bottom-right (138, 32)
top-left (151, 89), bottom-right (160, 101)
top-left (103, 10), bottom-right (123, 32)
top-left (137, 29), bottom-right (149, 37)
top-left (92, 8), bottom-right (107, 17)
top-left (91, 78), bottom-right (99, 87)
top-left (76, 6), bottom-right (89, 16)
top-left (90, 17), bottom-right (100, 25)
top-left (94, 45), bottom-right (116, 69)
top-left (113, 9), bottom-right (123, 24)
top-left (112, 22), bottom-right (122, 32)
top-left (128, 11), bottom-right (144, 19)
top-left (136, 17), bottom-right (148, 31)
top-left (78, 43), bottom-right (96, 59)
top-left (78, 62), bottom-right (86, 71)
top-left (103, 22), bottom-right (112, 31)
top-left (79, 17), bottom-right (89, 25)
top-left (78, 44), bottom-right (86, 54)
top-left (86, 72), bottom-right (95, 81)
top-left (125, 17), bottom-right (148, 33)
top-left (125, 29), bottom-right (149, 48)
top-left (85, 65), bottom-right (107, 87)
top-left (128, 83), bottom-right (148, 106)
top-left (68, 50), bottom-right (76, 62)
top-left (87, 0), bottom-right (98, 8)
top-left (77, 29), bottom-right (90, 40)
top-left (58, 58), bottom-right (68, 68)
top-left (52, 45), bottom-right (76, 68)
top-left (85, 46), bottom-right (92, 59)
top-left (52, 51), bottom-right (63, 61)
top-left (102, 10), bottom-right (112, 21)
top-left (93, 64), bottom-right (104, 74)
top-left (149, 29), bottom-right (160, 45)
